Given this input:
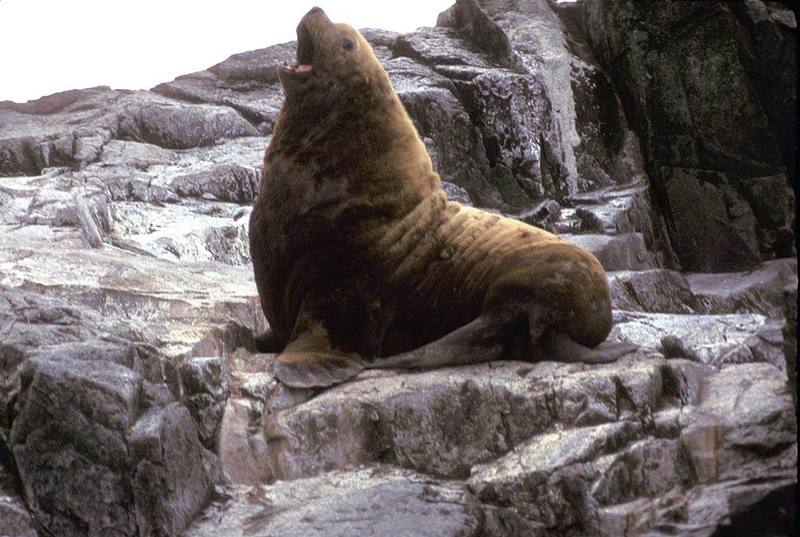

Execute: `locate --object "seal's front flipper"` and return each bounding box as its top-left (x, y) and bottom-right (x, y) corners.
top-left (273, 324), bottom-right (365, 388)
top-left (542, 332), bottom-right (637, 364)
top-left (254, 328), bottom-right (283, 353)
top-left (369, 315), bottom-right (506, 370)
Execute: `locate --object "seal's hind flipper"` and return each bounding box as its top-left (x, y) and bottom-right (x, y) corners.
top-left (273, 324), bottom-right (365, 388)
top-left (368, 315), bottom-right (506, 370)
top-left (542, 332), bottom-right (637, 364)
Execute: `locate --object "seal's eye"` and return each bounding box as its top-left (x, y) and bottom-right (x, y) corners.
top-left (341, 38), bottom-right (355, 51)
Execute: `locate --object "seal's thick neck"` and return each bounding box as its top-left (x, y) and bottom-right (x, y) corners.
top-left (267, 80), bottom-right (441, 225)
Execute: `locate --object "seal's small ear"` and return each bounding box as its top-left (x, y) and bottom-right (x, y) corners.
top-left (273, 322), bottom-right (365, 388)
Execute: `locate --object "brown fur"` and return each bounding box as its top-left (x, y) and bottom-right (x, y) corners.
top-left (249, 8), bottom-right (629, 388)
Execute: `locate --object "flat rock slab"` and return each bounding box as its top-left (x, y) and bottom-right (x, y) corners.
top-left (608, 269), bottom-right (697, 313)
top-left (687, 258), bottom-right (797, 318)
top-left (0, 224), bottom-right (261, 358)
top-left (465, 360), bottom-right (794, 534)
top-left (262, 355), bottom-right (666, 481)
top-left (562, 233), bottom-right (659, 271)
top-left (613, 310), bottom-right (786, 370)
top-left (185, 466), bottom-right (536, 537)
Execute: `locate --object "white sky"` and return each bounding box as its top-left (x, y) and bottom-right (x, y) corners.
top-left (0, 0), bottom-right (453, 103)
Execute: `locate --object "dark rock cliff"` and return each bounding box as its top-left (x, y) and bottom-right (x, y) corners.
top-left (0, 1), bottom-right (796, 536)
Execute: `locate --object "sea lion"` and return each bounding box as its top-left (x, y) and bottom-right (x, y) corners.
top-left (249, 7), bottom-right (635, 388)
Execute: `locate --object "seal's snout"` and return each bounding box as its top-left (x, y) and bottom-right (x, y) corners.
top-left (300, 6), bottom-right (330, 26)
top-left (279, 8), bottom-right (326, 89)
top-left (296, 6), bottom-right (332, 68)
top-left (296, 21), bottom-right (314, 66)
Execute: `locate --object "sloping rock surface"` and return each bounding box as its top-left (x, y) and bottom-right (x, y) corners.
top-left (0, 1), bottom-right (795, 536)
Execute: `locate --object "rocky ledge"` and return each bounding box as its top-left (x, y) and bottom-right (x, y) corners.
top-left (0, 1), bottom-right (796, 536)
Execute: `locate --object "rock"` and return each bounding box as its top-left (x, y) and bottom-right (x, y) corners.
top-left (662, 167), bottom-right (762, 271)
top-left (10, 356), bottom-right (142, 536)
top-left (686, 258), bottom-right (797, 318)
top-left (217, 397), bottom-right (271, 485)
top-left (0, 89), bottom-right (259, 177)
top-left (180, 357), bottom-right (230, 450)
top-left (153, 66), bottom-right (284, 135)
top-left (128, 403), bottom-right (213, 536)
top-left (580, 0), bottom-right (795, 270)
top-left (0, 457), bottom-right (37, 537)
top-left (9, 356), bottom-right (212, 537)
top-left (263, 355), bottom-right (667, 481)
top-left (168, 163), bottom-right (259, 204)
top-left (0, 493), bottom-right (37, 537)
top-left (609, 269), bottom-right (697, 313)
top-left (509, 198), bottom-right (562, 230)
top-left (450, 66), bottom-right (562, 204)
top-left (467, 421), bottom-right (645, 534)
top-left (395, 26), bottom-right (493, 68)
top-left (0, 2), bottom-right (795, 535)
top-left (99, 140), bottom-right (178, 170)
top-left (614, 311), bottom-right (785, 369)
top-left (563, 233), bottom-right (658, 271)
top-left (0, 87), bottom-right (118, 175)
top-left (783, 280), bottom-right (798, 404)
top-left (681, 362), bottom-right (795, 484)
top-left (184, 466), bottom-right (537, 537)
top-left (118, 101), bottom-right (258, 150)
top-left (570, 183), bottom-right (657, 243)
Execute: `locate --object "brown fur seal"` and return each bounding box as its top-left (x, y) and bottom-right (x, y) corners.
top-left (249, 7), bottom-right (635, 388)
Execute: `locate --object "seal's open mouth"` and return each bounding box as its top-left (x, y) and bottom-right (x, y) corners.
top-left (296, 21), bottom-right (314, 69)
top-left (281, 18), bottom-right (315, 81)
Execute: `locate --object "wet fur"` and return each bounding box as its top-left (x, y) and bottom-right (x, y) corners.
top-left (249, 9), bottom-right (629, 388)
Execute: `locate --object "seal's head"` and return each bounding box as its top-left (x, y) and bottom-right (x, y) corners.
top-left (278, 7), bottom-right (390, 102)
top-left (266, 6), bottom-right (439, 219)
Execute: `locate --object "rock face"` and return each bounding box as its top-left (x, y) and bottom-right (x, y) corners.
top-left (0, 1), bottom-right (795, 536)
top-left (578, 0), bottom-right (796, 271)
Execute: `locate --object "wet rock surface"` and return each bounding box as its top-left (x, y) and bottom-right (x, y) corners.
top-left (0, 1), bottom-right (795, 536)
top-left (579, 0), bottom-right (796, 271)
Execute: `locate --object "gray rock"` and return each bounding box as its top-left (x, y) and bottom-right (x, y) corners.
top-left (783, 280), bottom-right (797, 404)
top-left (10, 356), bottom-right (142, 537)
top-left (687, 258), bottom-right (797, 318)
top-left (0, 460), bottom-right (37, 537)
top-left (168, 163), bottom-right (259, 204)
top-left (384, 57), bottom-right (501, 208)
top-left (180, 357), bottom-right (230, 450)
top-left (467, 421), bottom-right (645, 534)
top-left (580, 0), bottom-right (795, 270)
top-left (663, 167), bottom-right (762, 271)
top-left (263, 355), bottom-right (665, 481)
top-left (395, 26), bottom-right (493, 68)
top-left (8, 355), bottom-right (213, 537)
top-left (0, 3), bottom-right (795, 535)
top-left (118, 101), bottom-right (258, 150)
top-left (0, 87), bottom-right (118, 175)
top-left (99, 140), bottom-right (177, 170)
top-left (614, 311), bottom-right (785, 369)
top-left (563, 233), bottom-right (659, 271)
top-left (570, 184), bottom-right (657, 243)
top-left (451, 67), bottom-right (560, 204)
top-left (128, 403), bottom-right (213, 536)
top-left (0, 493), bottom-right (37, 537)
top-left (609, 269), bottom-right (697, 313)
top-left (185, 466), bottom-right (536, 537)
